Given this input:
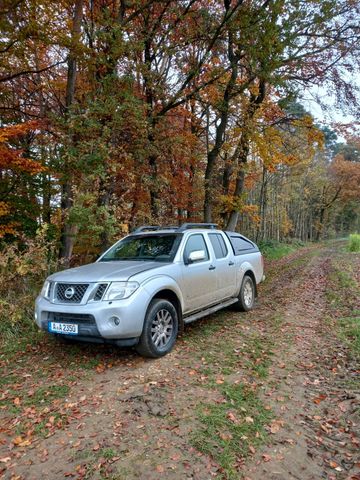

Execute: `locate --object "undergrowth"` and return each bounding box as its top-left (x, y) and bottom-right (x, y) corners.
top-left (259, 239), bottom-right (305, 260)
top-left (0, 226), bottom-right (57, 346)
top-left (348, 233), bottom-right (360, 252)
top-left (326, 254), bottom-right (360, 357)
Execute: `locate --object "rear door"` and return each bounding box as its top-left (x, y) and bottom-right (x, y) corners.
top-left (208, 233), bottom-right (237, 300)
top-left (180, 233), bottom-right (218, 313)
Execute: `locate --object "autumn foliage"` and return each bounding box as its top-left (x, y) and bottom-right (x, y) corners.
top-left (0, 121), bottom-right (44, 237)
top-left (0, 0), bottom-right (359, 258)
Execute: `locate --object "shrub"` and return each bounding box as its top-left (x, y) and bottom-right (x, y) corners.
top-left (258, 240), bottom-right (302, 260)
top-left (0, 225), bottom-right (57, 341)
top-left (348, 233), bottom-right (360, 252)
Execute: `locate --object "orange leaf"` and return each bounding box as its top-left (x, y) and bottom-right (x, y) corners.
top-left (313, 394), bottom-right (327, 404)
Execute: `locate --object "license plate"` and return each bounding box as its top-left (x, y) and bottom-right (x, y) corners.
top-left (48, 322), bottom-right (78, 335)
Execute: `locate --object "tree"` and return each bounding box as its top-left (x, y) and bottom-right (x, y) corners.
top-left (199, 0), bottom-right (360, 229)
top-left (0, 121), bottom-right (44, 237)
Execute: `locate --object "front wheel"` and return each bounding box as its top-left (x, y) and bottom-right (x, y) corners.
top-left (234, 274), bottom-right (255, 312)
top-left (136, 299), bottom-right (178, 358)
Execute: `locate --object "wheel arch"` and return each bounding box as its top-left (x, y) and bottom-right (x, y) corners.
top-left (243, 269), bottom-right (258, 297)
top-left (151, 289), bottom-right (184, 334)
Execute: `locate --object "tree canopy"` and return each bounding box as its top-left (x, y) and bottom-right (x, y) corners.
top-left (1, 0), bottom-right (359, 260)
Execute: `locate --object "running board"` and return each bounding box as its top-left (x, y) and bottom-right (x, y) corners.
top-left (183, 298), bottom-right (238, 324)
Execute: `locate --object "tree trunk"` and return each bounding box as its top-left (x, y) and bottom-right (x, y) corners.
top-left (226, 79), bottom-right (266, 231)
top-left (203, 1), bottom-right (237, 222)
top-left (59, 0), bottom-right (83, 262)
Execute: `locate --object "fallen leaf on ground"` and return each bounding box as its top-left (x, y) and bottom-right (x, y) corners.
top-left (12, 436), bottom-right (32, 447)
top-left (227, 412), bottom-right (239, 424)
top-left (313, 394), bottom-right (327, 404)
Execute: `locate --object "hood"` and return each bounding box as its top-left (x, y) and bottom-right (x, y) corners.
top-left (48, 260), bottom-right (167, 283)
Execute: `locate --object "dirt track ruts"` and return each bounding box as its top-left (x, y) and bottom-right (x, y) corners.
top-left (2, 243), bottom-right (359, 480)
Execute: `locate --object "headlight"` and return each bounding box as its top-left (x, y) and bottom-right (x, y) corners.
top-left (103, 281), bottom-right (139, 301)
top-left (41, 280), bottom-right (51, 298)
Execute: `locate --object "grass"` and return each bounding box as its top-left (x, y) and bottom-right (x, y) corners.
top-left (193, 383), bottom-right (272, 480)
top-left (348, 233), bottom-right (360, 252)
top-left (259, 240), bottom-right (305, 260)
top-left (71, 446), bottom-right (122, 480)
top-left (187, 309), bottom-right (279, 478)
top-left (339, 313), bottom-right (360, 355)
top-left (0, 383), bottom-right (69, 410)
top-left (325, 253), bottom-right (360, 358)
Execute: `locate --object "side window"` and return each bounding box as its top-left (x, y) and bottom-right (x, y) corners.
top-left (184, 234), bottom-right (209, 262)
top-left (217, 234), bottom-right (228, 257)
top-left (230, 236), bottom-right (254, 255)
top-left (209, 234), bottom-right (228, 259)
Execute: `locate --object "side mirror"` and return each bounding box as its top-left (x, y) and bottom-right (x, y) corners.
top-left (187, 250), bottom-right (206, 264)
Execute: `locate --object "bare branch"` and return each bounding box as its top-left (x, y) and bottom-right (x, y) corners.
top-left (0, 60), bottom-right (67, 83)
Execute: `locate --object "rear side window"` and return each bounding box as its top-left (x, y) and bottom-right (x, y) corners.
top-left (184, 234), bottom-right (209, 262)
top-left (209, 233), bottom-right (228, 259)
top-left (227, 235), bottom-right (255, 255)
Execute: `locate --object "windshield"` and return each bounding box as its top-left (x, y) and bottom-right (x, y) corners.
top-left (99, 234), bottom-right (181, 262)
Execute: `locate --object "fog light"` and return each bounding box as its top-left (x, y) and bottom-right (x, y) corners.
top-left (34, 311), bottom-right (38, 321)
top-left (110, 316), bottom-right (120, 326)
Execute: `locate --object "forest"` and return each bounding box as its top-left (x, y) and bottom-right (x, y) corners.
top-left (1, 0), bottom-right (360, 265)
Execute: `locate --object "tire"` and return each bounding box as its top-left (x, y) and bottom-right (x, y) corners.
top-left (234, 274), bottom-right (255, 312)
top-left (136, 299), bottom-right (178, 358)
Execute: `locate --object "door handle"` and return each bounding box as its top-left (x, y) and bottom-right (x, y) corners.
top-left (209, 265), bottom-right (216, 270)
top-left (228, 261), bottom-right (235, 266)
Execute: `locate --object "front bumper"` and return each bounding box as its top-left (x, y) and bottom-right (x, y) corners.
top-left (35, 286), bottom-right (152, 342)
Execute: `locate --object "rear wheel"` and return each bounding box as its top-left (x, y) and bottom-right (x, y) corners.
top-left (234, 274), bottom-right (255, 311)
top-left (136, 299), bottom-right (178, 358)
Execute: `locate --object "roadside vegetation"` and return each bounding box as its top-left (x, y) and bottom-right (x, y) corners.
top-left (258, 240), bottom-right (306, 260)
top-left (348, 233), bottom-right (360, 252)
top-left (326, 250), bottom-right (360, 357)
top-left (0, 229), bottom-right (53, 348)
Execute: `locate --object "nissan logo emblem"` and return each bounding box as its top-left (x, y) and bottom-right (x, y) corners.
top-left (64, 286), bottom-right (75, 299)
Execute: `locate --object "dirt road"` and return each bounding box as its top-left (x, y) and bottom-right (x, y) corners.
top-left (1, 242), bottom-right (359, 479)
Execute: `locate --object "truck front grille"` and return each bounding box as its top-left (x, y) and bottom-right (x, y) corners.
top-left (56, 283), bottom-right (89, 303)
top-left (94, 283), bottom-right (108, 301)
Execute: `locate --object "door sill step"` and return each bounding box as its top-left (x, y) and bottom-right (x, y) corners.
top-left (183, 298), bottom-right (238, 324)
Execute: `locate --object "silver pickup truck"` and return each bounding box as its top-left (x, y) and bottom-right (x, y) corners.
top-left (35, 224), bottom-right (264, 357)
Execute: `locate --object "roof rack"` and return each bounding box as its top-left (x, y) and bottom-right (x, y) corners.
top-left (178, 223), bottom-right (218, 231)
top-left (133, 223), bottom-right (219, 233)
top-left (132, 225), bottom-right (178, 233)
